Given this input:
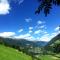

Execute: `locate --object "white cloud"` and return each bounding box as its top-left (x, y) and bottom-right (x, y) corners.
top-left (14, 30), bottom-right (59, 42)
top-left (35, 29), bottom-right (60, 42)
top-left (18, 29), bottom-right (23, 32)
top-left (0, 26), bottom-right (59, 42)
top-left (35, 20), bottom-right (46, 30)
top-left (14, 33), bottom-right (30, 39)
top-left (36, 25), bottom-right (46, 30)
top-left (40, 25), bottom-right (45, 28)
top-left (37, 20), bottom-right (42, 24)
top-left (28, 27), bottom-right (33, 33)
top-left (0, 0), bottom-right (10, 15)
top-left (40, 35), bottom-right (50, 41)
top-left (29, 27), bottom-right (33, 30)
top-left (39, 30), bottom-right (60, 42)
top-left (8, 0), bottom-right (24, 4)
top-left (0, 32), bottom-right (15, 38)
top-left (50, 31), bottom-right (59, 39)
top-left (55, 26), bottom-right (59, 31)
top-left (14, 33), bottom-right (35, 41)
top-left (34, 30), bottom-right (42, 34)
top-left (25, 18), bottom-right (32, 22)
top-left (54, 26), bottom-right (60, 34)
top-left (29, 30), bottom-right (32, 33)
top-left (36, 34), bottom-right (50, 41)
top-left (19, 0), bottom-right (24, 4)
top-left (37, 20), bottom-right (45, 25)
top-left (43, 31), bottom-right (48, 34)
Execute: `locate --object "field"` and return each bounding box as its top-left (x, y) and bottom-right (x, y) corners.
top-left (39, 54), bottom-right (60, 60)
top-left (0, 45), bottom-right (32, 60)
top-left (0, 44), bottom-right (60, 60)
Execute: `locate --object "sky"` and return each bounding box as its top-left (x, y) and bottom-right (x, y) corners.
top-left (0, 0), bottom-right (60, 41)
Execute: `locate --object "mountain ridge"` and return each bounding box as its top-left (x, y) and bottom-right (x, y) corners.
top-left (0, 37), bottom-right (48, 47)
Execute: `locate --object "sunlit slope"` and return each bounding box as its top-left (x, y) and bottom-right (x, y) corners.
top-left (0, 45), bottom-right (32, 60)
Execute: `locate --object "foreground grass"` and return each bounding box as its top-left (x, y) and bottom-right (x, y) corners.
top-left (0, 45), bottom-right (32, 60)
top-left (0, 44), bottom-right (60, 60)
top-left (39, 54), bottom-right (60, 60)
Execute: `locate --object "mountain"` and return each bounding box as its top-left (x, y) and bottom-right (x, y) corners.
top-left (0, 37), bottom-right (48, 47)
top-left (34, 41), bottom-right (48, 47)
top-left (45, 33), bottom-right (60, 47)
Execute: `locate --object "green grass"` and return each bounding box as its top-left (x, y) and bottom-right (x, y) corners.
top-left (39, 54), bottom-right (60, 60)
top-left (0, 45), bottom-right (32, 60)
top-left (0, 44), bottom-right (60, 60)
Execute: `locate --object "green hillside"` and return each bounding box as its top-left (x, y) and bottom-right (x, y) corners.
top-left (0, 44), bottom-right (32, 60)
top-left (39, 54), bottom-right (60, 60)
top-left (0, 34), bottom-right (60, 60)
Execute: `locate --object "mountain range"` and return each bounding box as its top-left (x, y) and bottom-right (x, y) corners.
top-left (0, 37), bottom-right (48, 47)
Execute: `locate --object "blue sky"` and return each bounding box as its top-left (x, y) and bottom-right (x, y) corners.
top-left (0, 0), bottom-right (60, 41)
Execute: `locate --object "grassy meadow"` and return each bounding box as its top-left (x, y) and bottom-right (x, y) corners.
top-left (0, 44), bottom-right (32, 60)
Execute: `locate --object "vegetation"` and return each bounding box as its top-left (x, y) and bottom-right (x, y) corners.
top-left (39, 54), bottom-right (60, 60)
top-left (43, 34), bottom-right (60, 53)
top-left (0, 44), bottom-right (32, 60)
top-left (0, 34), bottom-right (60, 60)
top-left (35, 0), bottom-right (60, 16)
top-left (52, 39), bottom-right (60, 53)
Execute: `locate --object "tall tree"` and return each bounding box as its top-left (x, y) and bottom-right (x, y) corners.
top-left (35, 0), bottom-right (60, 16)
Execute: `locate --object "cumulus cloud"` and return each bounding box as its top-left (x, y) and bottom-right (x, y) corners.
top-left (37, 20), bottom-right (42, 25)
top-left (50, 31), bottom-right (59, 38)
top-left (0, 32), bottom-right (15, 38)
top-left (39, 34), bottom-right (50, 41)
top-left (19, 0), bottom-right (24, 4)
top-left (39, 30), bottom-right (60, 42)
top-left (0, 0), bottom-right (24, 15)
top-left (29, 30), bottom-right (32, 33)
top-left (14, 33), bottom-right (35, 41)
top-left (34, 30), bottom-right (42, 34)
top-left (40, 25), bottom-right (45, 28)
top-left (25, 18), bottom-right (32, 22)
top-left (36, 25), bottom-right (46, 30)
top-left (37, 20), bottom-right (45, 25)
top-left (54, 26), bottom-right (60, 31)
top-left (43, 31), bottom-right (48, 34)
top-left (0, 29), bottom-right (49, 41)
top-left (18, 29), bottom-right (23, 33)
top-left (29, 27), bottom-right (33, 30)
top-left (54, 26), bottom-right (60, 34)
top-left (33, 27), bottom-right (60, 42)
top-left (14, 33), bottom-right (30, 38)
top-left (35, 20), bottom-right (46, 30)
top-left (0, 26), bottom-right (59, 42)
top-left (8, 0), bottom-right (24, 4)
top-left (0, 0), bottom-right (10, 15)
